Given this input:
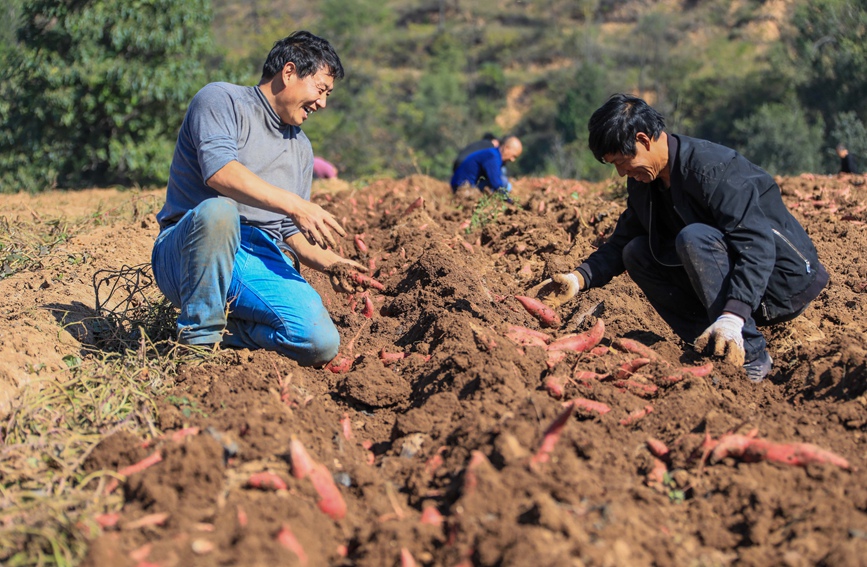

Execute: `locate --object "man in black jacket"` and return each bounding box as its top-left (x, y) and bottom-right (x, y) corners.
top-left (539, 94), bottom-right (829, 382)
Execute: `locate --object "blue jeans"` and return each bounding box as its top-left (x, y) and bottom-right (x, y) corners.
top-left (621, 224), bottom-right (766, 362)
top-left (151, 198), bottom-right (339, 366)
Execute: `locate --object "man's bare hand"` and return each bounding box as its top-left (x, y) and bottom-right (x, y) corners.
top-left (535, 272), bottom-right (583, 308)
top-left (327, 261), bottom-right (388, 295)
top-left (291, 200), bottom-right (346, 249)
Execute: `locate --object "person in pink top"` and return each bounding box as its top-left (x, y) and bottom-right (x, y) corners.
top-left (313, 156), bottom-right (338, 179)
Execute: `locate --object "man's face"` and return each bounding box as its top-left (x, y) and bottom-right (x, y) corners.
top-left (276, 64), bottom-right (334, 126)
top-left (602, 133), bottom-right (665, 184)
top-left (500, 141), bottom-right (523, 163)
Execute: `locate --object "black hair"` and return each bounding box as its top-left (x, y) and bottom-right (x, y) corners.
top-left (588, 94), bottom-right (665, 163)
top-left (482, 132), bottom-right (497, 141)
top-left (260, 31), bottom-right (344, 82)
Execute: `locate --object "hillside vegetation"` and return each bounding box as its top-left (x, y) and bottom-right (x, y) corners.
top-left (1, 0), bottom-right (866, 190)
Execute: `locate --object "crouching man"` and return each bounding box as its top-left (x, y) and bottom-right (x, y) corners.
top-left (151, 31), bottom-right (370, 365)
top-left (539, 94), bottom-right (828, 382)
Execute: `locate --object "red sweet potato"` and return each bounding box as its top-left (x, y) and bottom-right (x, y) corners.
top-left (571, 397), bottom-right (612, 415)
top-left (515, 295), bottom-right (562, 328)
top-left (340, 413), bottom-right (353, 441)
top-left (743, 440), bottom-right (851, 470)
top-left (613, 379), bottom-right (658, 398)
top-left (289, 437), bottom-right (316, 479)
top-left (246, 471), bottom-right (288, 491)
top-left (362, 294), bottom-right (375, 318)
top-left (620, 405), bottom-right (654, 427)
top-left (401, 548), bottom-right (418, 567)
top-left (420, 505), bottom-right (444, 527)
top-left (547, 318), bottom-right (605, 352)
top-left (612, 337), bottom-right (660, 360)
top-left (545, 375), bottom-right (566, 399)
top-left (505, 325), bottom-right (551, 347)
top-left (645, 437), bottom-right (670, 460)
top-left (379, 348), bottom-right (407, 365)
top-left (402, 196), bottom-right (425, 217)
top-left (276, 524), bottom-right (309, 566)
top-left (614, 357), bottom-right (652, 380)
top-left (575, 370), bottom-right (610, 382)
top-left (531, 402), bottom-right (575, 465)
top-left (326, 355), bottom-right (353, 374)
top-left (309, 462), bottom-right (347, 520)
top-left (354, 234), bottom-right (368, 254)
top-left (350, 271), bottom-right (385, 291)
top-left (105, 450), bottom-right (164, 494)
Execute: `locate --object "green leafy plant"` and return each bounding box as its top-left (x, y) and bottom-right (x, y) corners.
top-left (468, 191), bottom-right (511, 233)
top-left (663, 471), bottom-right (686, 504)
top-left (166, 395), bottom-right (209, 419)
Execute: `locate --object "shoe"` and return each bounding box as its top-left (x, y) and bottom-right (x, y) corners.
top-left (743, 350), bottom-right (773, 383)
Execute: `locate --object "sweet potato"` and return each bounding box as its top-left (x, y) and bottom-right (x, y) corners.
top-left (505, 325), bottom-right (551, 347)
top-left (613, 379), bottom-right (658, 398)
top-left (379, 348), bottom-right (407, 365)
top-left (463, 451), bottom-right (489, 495)
top-left (531, 403), bottom-right (575, 465)
top-left (620, 405), bottom-right (654, 427)
top-left (350, 271), bottom-right (385, 291)
top-left (420, 505), bottom-right (444, 527)
top-left (340, 413), bottom-right (353, 441)
top-left (362, 294), bottom-right (375, 318)
top-left (326, 355), bottom-right (353, 374)
top-left (743, 440), bottom-right (851, 470)
top-left (612, 337), bottom-right (660, 360)
top-left (289, 437), bottom-right (316, 479)
top-left (401, 548), bottom-right (418, 567)
top-left (614, 357), bottom-right (652, 380)
top-left (246, 471), bottom-right (288, 491)
top-left (105, 450), bottom-right (163, 494)
top-left (402, 196), bottom-right (425, 217)
top-left (544, 374), bottom-right (566, 399)
top-left (645, 437), bottom-right (670, 460)
top-left (515, 295), bottom-right (562, 328)
top-left (546, 350), bottom-right (567, 369)
top-left (276, 524), bottom-right (309, 566)
top-left (354, 234), bottom-right (368, 254)
top-left (547, 318), bottom-right (605, 353)
top-left (309, 462), bottom-right (348, 520)
top-left (571, 397), bottom-right (611, 415)
top-left (574, 370), bottom-right (610, 382)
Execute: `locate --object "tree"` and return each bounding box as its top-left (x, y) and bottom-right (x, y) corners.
top-left (733, 99), bottom-right (825, 176)
top-left (789, 0), bottom-right (867, 128)
top-left (0, 0), bottom-right (214, 192)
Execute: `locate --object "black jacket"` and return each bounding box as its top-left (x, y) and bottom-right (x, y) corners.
top-left (577, 134), bottom-right (828, 324)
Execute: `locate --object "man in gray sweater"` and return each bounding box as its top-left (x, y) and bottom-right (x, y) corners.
top-left (152, 31), bottom-right (369, 366)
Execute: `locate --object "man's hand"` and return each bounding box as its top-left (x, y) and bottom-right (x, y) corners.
top-left (290, 199), bottom-right (346, 249)
top-left (694, 313), bottom-right (746, 367)
top-left (328, 260), bottom-right (368, 294)
top-left (529, 272), bottom-right (583, 309)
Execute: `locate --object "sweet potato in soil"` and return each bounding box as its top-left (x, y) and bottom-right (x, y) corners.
top-left (2, 174), bottom-right (867, 567)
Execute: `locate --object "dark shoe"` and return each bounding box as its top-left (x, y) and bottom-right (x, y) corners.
top-left (743, 350), bottom-right (773, 383)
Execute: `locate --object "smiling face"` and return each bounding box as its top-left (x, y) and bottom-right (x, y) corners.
top-left (602, 132), bottom-right (669, 185)
top-left (273, 62), bottom-right (335, 126)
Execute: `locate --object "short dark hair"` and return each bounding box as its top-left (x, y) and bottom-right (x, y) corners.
top-left (261, 31), bottom-right (344, 82)
top-left (588, 94), bottom-right (665, 163)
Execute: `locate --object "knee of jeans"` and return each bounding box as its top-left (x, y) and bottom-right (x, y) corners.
top-left (675, 224), bottom-right (719, 257)
top-left (288, 321), bottom-right (340, 367)
top-left (194, 199), bottom-right (240, 241)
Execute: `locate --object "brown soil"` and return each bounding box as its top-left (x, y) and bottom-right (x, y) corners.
top-left (2, 172), bottom-right (867, 567)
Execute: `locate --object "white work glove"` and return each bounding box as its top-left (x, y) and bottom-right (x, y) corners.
top-left (694, 313), bottom-right (746, 367)
top-left (541, 272), bottom-right (583, 309)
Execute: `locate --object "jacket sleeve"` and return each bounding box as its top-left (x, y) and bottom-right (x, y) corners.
top-left (481, 154), bottom-right (510, 191)
top-left (700, 156), bottom-right (776, 318)
top-left (577, 196), bottom-right (644, 288)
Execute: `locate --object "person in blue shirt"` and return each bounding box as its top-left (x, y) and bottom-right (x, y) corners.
top-left (450, 135), bottom-right (522, 196)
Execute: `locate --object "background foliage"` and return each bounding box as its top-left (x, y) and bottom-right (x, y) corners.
top-left (1, 0), bottom-right (866, 192)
